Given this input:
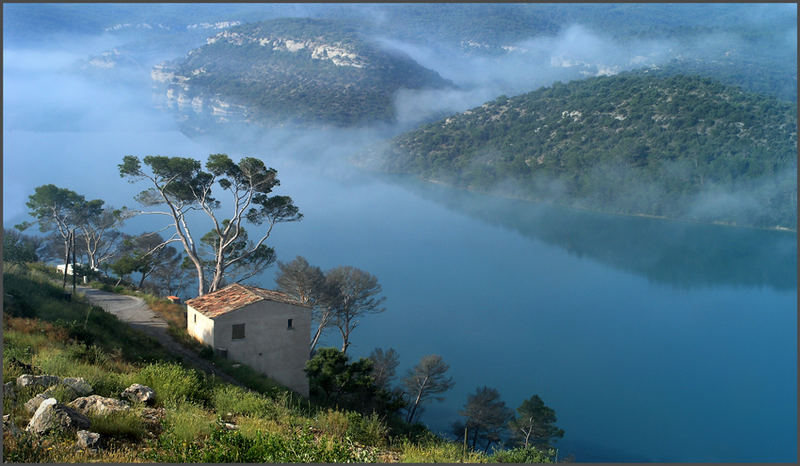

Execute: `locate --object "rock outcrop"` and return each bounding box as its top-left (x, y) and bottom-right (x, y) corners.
top-left (3, 414), bottom-right (23, 438)
top-left (61, 377), bottom-right (93, 396)
top-left (68, 395), bottom-right (130, 415)
top-left (121, 384), bottom-right (156, 404)
top-left (16, 374), bottom-right (61, 390)
top-left (76, 430), bottom-right (101, 450)
top-left (4, 381), bottom-right (16, 401)
top-left (26, 398), bottom-right (90, 435)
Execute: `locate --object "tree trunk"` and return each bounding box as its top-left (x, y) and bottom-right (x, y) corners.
top-left (71, 233), bottom-right (77, 295)
top-left (62, 231), bottom-right (72, 289)
top-left (339, 317), bottom-right (351, 355)
top-left (309, 324), bottom-right (324, 356)
top-left (470, 426), bottom-right (479, 451)
top-left (406, 377), bottom-right (427, 424)
top-left (194, 261), bottom-right (206, 296)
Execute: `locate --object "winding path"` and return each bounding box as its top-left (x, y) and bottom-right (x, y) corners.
top-left (78, 286), bottom-right (242, 387)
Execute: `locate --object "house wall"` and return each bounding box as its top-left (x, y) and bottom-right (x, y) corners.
top-left (213, 300), bottom-right (310, 397)
top-left (186, 305), bottom-right (215, 347)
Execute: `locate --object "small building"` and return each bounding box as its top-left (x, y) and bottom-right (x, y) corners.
top-left (56, 263), bottom-right (100, 284)
top-left (185, 283), bottom-right (311, 397)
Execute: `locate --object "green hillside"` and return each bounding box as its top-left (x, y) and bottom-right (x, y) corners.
top-left (367, 73), bottom-right (797, 229)
top-left (159, 18), bottom-right (453, 127)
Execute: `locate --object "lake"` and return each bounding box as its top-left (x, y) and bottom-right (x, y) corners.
top-left (3, 40), bottom-right (796, 462)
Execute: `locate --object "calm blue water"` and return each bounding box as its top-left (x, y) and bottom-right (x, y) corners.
top-left (4, 38), bottom-right (796, 462)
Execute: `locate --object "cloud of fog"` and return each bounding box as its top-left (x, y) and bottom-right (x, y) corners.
top-left (380, 24), bottom-right (680, 126)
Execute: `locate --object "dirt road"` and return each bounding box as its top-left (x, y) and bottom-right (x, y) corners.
top-left (78, 286), bottom-right (242, 387)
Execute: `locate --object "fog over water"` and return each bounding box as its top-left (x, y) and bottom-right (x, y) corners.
top-left (3, 5), bottom-right (796, 462)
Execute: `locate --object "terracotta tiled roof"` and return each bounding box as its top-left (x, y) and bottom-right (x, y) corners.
top-left (185, 283), bottom-right (309, 318)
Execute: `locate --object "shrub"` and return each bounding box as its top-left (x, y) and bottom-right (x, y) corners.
top-left (399, 437), bottom-right (488, 463)
top-left (491, 445), bottom-right (557, 463)
top-left (236, 415), bottom-right (293, 439)
top-left (137, 362), bottom-right (209, 408)
top-left (350, 411), bottom-right (389, 447)
top-left (199, 345), bottom-right (214, 360)
top-left (161, 403), bottom-right (216, 442)
top-left (211, 384), bottom-right (274, 418)
top-left (88, 410), bottom-right (147, 441)
top-left (316, 409), bottom-right (349, 439)
top-left (43, 383), bottom-right (79, 404)
top-left (149, 426), bottom-right (365, 462)
top-left (2, 433), bottom-right (61, 463)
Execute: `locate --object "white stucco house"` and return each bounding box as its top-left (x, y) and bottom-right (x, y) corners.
top-left (185, 283), bottom-right (311, 397)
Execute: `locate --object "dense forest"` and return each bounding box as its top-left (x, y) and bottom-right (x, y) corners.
top-left (166, 18), bottom-right (452, 127)
top-left (366, 73), bottom-right (797, 229)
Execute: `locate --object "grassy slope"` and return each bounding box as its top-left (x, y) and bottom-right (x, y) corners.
top-left (3, 263), bottom-right (519, 463)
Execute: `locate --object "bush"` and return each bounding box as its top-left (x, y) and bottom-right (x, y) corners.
top-left (211, 384), bottom-right (274, 418)
top-left (137, 362), bottom-right (209, 408)
top-left (399, 437), bottom-right (488, 463)
top-left (149, 426), bottom-right (368, 462)
top-left (43, 383), bottom-right (80, 404)
top-left (161, 403), bottom-right (216, 442)
top-left (199, 345), bottom-right (214, 360)
top-left (2, 433), bottom-right (61, 463)
top-left (491, 445), bottom-right (557, 463)
top-left (316, 409), bottom-right (349, 439)
top-left (88, 410), bottom-right (147, 441)
top-left (350, 411), bottom-right (389, 447)
top-left (313, 409), bottom-right (389, 447)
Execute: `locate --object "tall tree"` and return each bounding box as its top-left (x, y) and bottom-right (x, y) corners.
top-left (275, 256), bottom-right (334, 355)
top-left (507, 395), bottom-right (565, 449)
top-left (119, 154), bottom-right (302, 296)
top-left (325, 265), bottom-right (386, 354)
top-left (20, 184), bottom-right (86, 271)
top-left (74, 201), bottom-right (130, 269)
top-left (146, 252), bottom-right (191, 297)
top-left (453, 386), bottom-right (514, 453)
top-left (402, 354), bottom-right (454, 424)
top-left (368, 347), bottom-right (400, 390)
top-left (115, 232), bottom-right (182, 289)
top-left (199, 222), bottom-right (277, 285)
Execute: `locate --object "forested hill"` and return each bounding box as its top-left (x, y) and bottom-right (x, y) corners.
top-left (152, 18), bottom-right (453, 128)
top-left (367, 73), bottom-right (797, 229)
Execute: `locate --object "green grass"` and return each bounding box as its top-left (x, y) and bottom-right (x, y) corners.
top-left (3, 263), bottom-right (502, 463)
top-left (88, 409), bottom-right (147, 442)
top-left (137, 362), bottom-right (210, 408)
top-left (211, 384), bottom-right (275, 418)
top-left (162, 402), bottom-right (217, 442)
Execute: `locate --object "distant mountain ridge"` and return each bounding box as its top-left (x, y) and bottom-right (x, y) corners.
top-left (363, 72), bottom-right (797, 229)
top-left (152, 18), bottom-right (453, 130)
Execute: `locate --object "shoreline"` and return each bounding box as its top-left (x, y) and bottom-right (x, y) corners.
top-left (384, 171), bottom-right (798, 233)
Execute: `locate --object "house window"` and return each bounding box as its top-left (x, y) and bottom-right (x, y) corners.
top-left (193, 314), bottom-right (197, 323)
top-left (232, 323), bottom-right (245, 340)
top-left (287, 319), bottom-right (293, 329)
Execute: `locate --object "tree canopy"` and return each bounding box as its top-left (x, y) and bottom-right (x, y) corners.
top-left (325, 265), bottom-right (386, 354)
top-left (402, 354), bottom-right (454, 424)
top-left (119, 153), bottom-right (301, 296)
top-left (453, 386), bottom-right (514, 452)
top-left (508, 395), bottom-right (565, 449)
top-left (275, 256), bottom-right (335, 355)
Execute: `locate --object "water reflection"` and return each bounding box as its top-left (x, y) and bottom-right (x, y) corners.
top-left (386, 175), bottom-right (797, 291)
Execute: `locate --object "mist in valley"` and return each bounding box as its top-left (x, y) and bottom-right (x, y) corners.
top-left (3, 4), bottom-right (797, 463)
